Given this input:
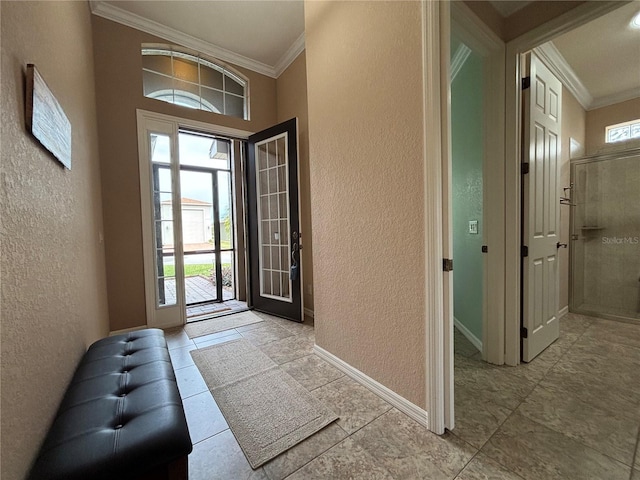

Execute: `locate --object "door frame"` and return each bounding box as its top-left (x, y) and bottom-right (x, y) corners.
top-left (136, 109), bottom-right (251, 329)
top-left (450, 2), bottom-right (506, 366)
top-left (428, 0), bottom-right (628, 432)
top-left (503, 1), bottom-right (627, 365)
top-left (425, 0), bottom-right (506, 434)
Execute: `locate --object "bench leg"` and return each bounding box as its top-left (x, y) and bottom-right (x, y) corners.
top-left (138, 455), bottom-right (188, 480)
top-left (167, 455), bottom-right (188, 480)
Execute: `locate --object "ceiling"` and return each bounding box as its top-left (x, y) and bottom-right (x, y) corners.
top-left (93, 0), bottom-right (305, 77)
top-left (92, 0), bottom-right (640, 109)
top-left (548, 1), bottom-right (640, 109)
top-left (488, 1), bottom-right (532, 17)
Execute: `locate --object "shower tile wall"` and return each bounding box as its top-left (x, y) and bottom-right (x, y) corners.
top-left (572, 152), bottom-right (640, 319)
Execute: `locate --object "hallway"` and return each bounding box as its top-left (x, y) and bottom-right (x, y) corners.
top-left (454, 312), bottom-right (640, 478)
top-left (164, 312), bottom-right (640, 479)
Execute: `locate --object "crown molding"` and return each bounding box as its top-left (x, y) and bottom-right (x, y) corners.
top-left (450, 43), bottom-right (472, 82)
top-left (589, 88), bottom-right (640, 111)
top-left (274, 32), bottom-right (305, 77)
top-left (534, 42), bottom-right (592, 110)
top-left (90, 0), bottom-right (278, 78)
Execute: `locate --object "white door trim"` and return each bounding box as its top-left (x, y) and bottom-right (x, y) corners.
top-left (136, 109), bottom-right (252, 328)
top-left (423, 0), bottom-right (449, 433)
top-left (503, 1), bottom-right (627, 365)
top-left (137, 109), bottom-right (253, 141)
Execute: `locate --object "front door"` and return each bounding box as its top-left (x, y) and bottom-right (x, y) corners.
top-left (137, 110), bottom-right (251, 328)
top-left (178, 131), bottom-right (236, 314)
top-left (521, 52), bottom-right (562, 362)
top-left (246, 118), bottom-right (303, 322)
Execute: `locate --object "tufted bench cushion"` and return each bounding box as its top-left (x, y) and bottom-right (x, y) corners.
top-left (28, 329), bottom-right (192, 480)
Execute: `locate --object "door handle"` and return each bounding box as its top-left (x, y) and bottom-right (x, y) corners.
top-left (556, 242), bottom-right (567, 249)
top-left (290, 242), bottom-right (299, 281)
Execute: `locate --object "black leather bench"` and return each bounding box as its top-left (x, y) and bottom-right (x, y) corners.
top-left (28, 329), bottom-right (192, 480)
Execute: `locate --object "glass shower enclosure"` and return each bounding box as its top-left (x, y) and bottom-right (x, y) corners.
top-left (570, 147), bottom-right (640, 321)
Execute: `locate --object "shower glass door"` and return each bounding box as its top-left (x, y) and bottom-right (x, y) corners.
top-left (570, 148), bottom-right (640, 321)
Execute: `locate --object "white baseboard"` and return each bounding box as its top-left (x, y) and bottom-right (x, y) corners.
top-left (453, 317), bottom-right (482, 351)
top-left (109, 325), bottom-right (146, 336)
top-left (313, 345), bottom-right (429, 429)
top-left (559, 305), bottom-right (569, 318)
top-left (304, 308), bottom-right (314, 319)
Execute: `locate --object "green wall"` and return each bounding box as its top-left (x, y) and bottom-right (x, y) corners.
top-left (451, 46), bottom-right (484, 341)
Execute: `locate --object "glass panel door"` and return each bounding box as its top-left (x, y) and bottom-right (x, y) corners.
top-left (179, 169), bottom-right (217, 306)
top-left (138, 111), bottom-right (248, 327)
top-left (139, 119), bottom-right (186, 328)
top-left (178, 130), bottom-right (237, 321)
top-left (152, 163), bottom-right (176, 307)
top-left (217, 170), bottom-right (235, 300)
top-left (256, 135), bottom-right (291, 302)
top-left (570, 151), bottom-right (640, 321)
top-left (246, 118), bottom-right (302, 321)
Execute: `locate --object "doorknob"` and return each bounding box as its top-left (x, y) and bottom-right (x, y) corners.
top-left (556, 242), bottom-right (567, 249)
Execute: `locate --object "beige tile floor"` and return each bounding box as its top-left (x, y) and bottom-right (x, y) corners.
top-left (165, 311), bottom-right (640, 480)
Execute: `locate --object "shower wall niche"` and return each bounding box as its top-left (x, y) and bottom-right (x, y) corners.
top-left (570, 147), bottom-right (640, 321)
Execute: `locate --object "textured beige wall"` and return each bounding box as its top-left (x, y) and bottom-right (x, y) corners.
top-left (276, 51), bottom-right (314, 313)
top-left (305, 1), bottom-right (426, 408)
top-left (92, 17), bottom-right (277, 331)
top-left (1, 2), bottom-right (109, 479)
top-left (560, 88), bottom-right (586, 311)
top-left (585, 97), bottom-right (640, 155)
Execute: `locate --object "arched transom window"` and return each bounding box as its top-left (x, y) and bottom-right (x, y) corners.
top-left (142, 46), bottom-right (248, 120)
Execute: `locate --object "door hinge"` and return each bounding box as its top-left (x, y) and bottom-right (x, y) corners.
top-left (521, 245), bottom-right (529, 257)
top-left (522, 162), bottom-right (530, 175)
top-left (521, 327), bottom-right (528, 338)
top-left (443, 258), bottom-right (454, 272)
top-left (522, 76), bottom-right (531, 90)
top-left (482, 245), bottom-right (488, 253)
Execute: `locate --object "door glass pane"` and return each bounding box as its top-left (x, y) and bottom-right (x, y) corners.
top-left (255, 133), bottom-right (291, 301)
top-left (151, 133), bottom-right (171, 163)
top-left (177, 143), bottom-right (237, 315)
top-left (157, 253), bottom-right (175, 306)
top-left (570, 154), bottom-right (640, 320)
top-left (179, 170), bottom-right (216, 306)
top-left (179, 130), bottom-right (230, 170)
top-left (179, 170), bottom-right (213, 250)
top-left (151, 137), bottom-right (176, 307)
top-left (184, 252), bottom-right (216, 304)
top-left (221, 251), bottom-right (235, 300)
top-left (158, 276), bottom-right (176, 307)
top-left (218, 171), bottom-right (233, 250)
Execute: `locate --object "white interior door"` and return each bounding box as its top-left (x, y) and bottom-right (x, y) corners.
top-left (521, 52), bottom-right (562, 362)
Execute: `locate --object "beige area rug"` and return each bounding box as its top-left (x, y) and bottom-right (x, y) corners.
top-left (184, 310), bottom-right (263, 339)
top-left (191, 339), bottom-right (338, 468)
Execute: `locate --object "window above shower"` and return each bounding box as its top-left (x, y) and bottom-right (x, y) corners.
top-left (605, 119), bottom-right (640, 144)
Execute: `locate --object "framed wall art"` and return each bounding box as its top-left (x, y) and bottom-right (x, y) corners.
top-left (26, 64), bottom-right (72, 169)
